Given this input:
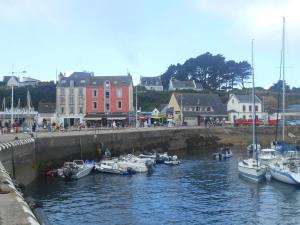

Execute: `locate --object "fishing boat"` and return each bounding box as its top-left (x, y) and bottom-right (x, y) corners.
top-left (95, 160), bottom-right (135, 175)
top-left (59, 160), bottom-right (94, 179)
top-left (238, 39), bottom-right (266, 181)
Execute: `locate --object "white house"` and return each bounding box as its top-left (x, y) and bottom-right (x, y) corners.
top-left (227, 94), bottom-right (268, 122)
top-left (140, 76), bottom-right (163, 91)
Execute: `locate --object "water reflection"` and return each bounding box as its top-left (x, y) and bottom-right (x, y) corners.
top-left (25, 148), bottom-right (300, 225)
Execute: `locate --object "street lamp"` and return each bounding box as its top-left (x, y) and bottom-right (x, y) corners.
top-left (180, 94), bottom-right (183, 126)
top-left (7, 70), bottom-right (26, 132)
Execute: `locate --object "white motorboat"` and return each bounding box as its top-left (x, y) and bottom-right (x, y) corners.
top-left (117, 159), bottom-right (150, 173)
top-left (237, 40), bottom-right (266, 182)
top-left (258, 148), bottom-right (278, 165)
top-left (60, 160), bottom-right (94, 179)
top-left (122, 154), bottom-right (156, 165)
top-left (269, 158), bottom-right (300, 185)
top-left (212, 147), bottom-right (233, 160)
top-left (164, 155), bottom-right (181, 165)
top-left (157, 152), bottom-right (170, 163)
top-left (95, 160), bottom-right (134, 175)
top-left (238, 159), bottom-right (267, 182)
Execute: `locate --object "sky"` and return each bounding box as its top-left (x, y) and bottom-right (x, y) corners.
top-left (0, 0), bottom-right (299, 88)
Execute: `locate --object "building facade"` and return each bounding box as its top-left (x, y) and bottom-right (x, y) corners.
top-left (168, 93), bottom-right (227, 126)
top-left (56, 72), bottom-right (92, 128)
top-left (84, 75), bottom-right (134, 126)
top-left (140, 76), bottom-right (163, 91)
top-left (227, 94), bottom-right (268, 122)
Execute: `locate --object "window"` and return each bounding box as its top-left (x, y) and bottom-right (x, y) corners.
top-left (196, 106), bottom-right (200, 111)
top-left (79, 97), bottom-right (84, 105)
top-left (69, 96), bottom-right (74, 105)
top-left (60, 96), bottom-right (65, 104)
top-left (207, 107), bottom-right (211, 112)
top-left (70, 88), bottom-right (74, 95)
top-left (60, 88), bottom-right (65, 96)
top-left (106, 103), bottom-right (110, 111)
top-left (243, 115), bottom-right (246, 119)
top-left (113, 80), bottom-right (118, 85)
top-left (61, 80), bottom-right (66, 84)
top-left (93, 89), bottom-right (98, 97)
top-left (79, 107), bottom-right (83, 114)
top-left (79, 88), bottom-right (83, 96)
top-left (117, 101), bottom-right (122, 109)
top-left (255, 105), bottom-right (258, 112)
top-left (80, 80), bottom-right (86, 84)
top-left (61, 107), bottom-right (64, 114)
top-left (249, 105), bottom-right (252, 112)
top-left (243, 105), bottom-right (246, 112)
top-left (93, 102), bottom-right (97, 110)
top-left (70, 80), bottom-right (74, 88)
top-left (116, 89), bottom-right (122, 98)
top-left (105, 80), bottom-right (110, 88)
top-left (105, 91), bottom-right (110, 98)
top-left (70, 107), bottom-right (74, 114)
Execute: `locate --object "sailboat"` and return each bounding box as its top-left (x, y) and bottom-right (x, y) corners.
top-left (269, 17), bottom-right (300, 185)
top-left (238, 39), bottom-right (267, 181)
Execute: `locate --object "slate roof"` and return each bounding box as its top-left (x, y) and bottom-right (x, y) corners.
top-left (286, 104), bottom-right (300, 112)
top-left (172, 80), bottom-right (195, 89)
top-left (90, 75), bottom-right (132, 86)
top-left (140, 76), bottom-right (162, 86)
top-left (3, 76), bottom-right (19, 83)
top-left (38, 102), bottom-right (56, 113)
top-left (59, 72), bottom-right (93, 87)
top-left (234, 94), bottom-right (261, 103)
top-left (59, 72), bottom-right (132, 87)
top-left (174, 93), bottom-right (227, 116)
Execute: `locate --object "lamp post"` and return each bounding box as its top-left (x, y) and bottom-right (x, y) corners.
top-left (135, 86), bottom-right (138, 128)
top-left (7, 70), bottom-right (26, 133)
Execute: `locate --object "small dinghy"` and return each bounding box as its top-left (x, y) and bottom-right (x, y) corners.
top-left (212, 146), bottom-right (233, 160)
top-left (164, 155), bottom-right (181, 165)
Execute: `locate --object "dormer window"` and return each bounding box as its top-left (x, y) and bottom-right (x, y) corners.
top-left (70, 80), bottom-right (74, 87)
top-left (105, 80), bottom-right (110, 88)
top-left (61, 80), bottom-right (66, 84)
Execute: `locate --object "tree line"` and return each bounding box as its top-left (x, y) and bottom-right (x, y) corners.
top-left (161, 52), bottom-right (252, 90)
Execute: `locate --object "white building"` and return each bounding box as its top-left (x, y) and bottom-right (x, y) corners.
top-left (140, 76), bottom-right (163, 91)
top-left (56, 72), bottom-right (92, 128)
top-left (227, 94), bottom-right (268, 122)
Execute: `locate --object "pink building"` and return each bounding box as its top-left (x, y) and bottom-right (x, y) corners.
top-left (85, 75), bottom-right (134, 126)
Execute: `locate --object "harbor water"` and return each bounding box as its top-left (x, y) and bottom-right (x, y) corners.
top-left (25, 148), bottom-right (300, 225)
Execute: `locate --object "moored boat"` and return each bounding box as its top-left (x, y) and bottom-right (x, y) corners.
top-left (59, 160), bottom-right (94, 179)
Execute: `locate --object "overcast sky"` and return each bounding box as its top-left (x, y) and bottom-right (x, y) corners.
top-left (0, 0), bottom-right (299, 88)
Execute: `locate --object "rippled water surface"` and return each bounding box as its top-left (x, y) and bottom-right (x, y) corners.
top-left (25, 149), bottom-right (300, 225)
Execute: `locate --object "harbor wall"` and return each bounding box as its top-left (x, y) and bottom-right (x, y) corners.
top-left (1, 126), bottom-right (300, 185)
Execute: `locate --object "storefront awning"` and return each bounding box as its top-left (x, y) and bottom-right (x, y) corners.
top-left (107, 117), bottom-right (126, 120)
top-left (83, 117), bottom-right (102, 121)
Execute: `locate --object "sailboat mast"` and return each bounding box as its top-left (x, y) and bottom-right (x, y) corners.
top-left (252, 39), bottom-right (256, 149)
top-left (282, 17), bottom-right (286, 141)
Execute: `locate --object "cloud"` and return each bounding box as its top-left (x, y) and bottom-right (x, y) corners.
top-left (192, 0), bottom-right (300, 41)
top-left (0, 0), bottom-right (60, 24)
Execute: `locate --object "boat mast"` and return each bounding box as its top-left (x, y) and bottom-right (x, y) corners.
top-left (282, 17), bottom-right (286, 141)
top-left (251, 39), bottom-right (256, 159)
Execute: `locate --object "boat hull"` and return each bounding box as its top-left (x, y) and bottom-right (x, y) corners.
top-left (270, 168), bottom-right (300, 185)
top-left (72, 165), bottom-right (94, 179)
top-left (238, 161), bottom-right (266, 182)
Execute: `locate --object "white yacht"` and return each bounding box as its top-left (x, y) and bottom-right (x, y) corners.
top-left (258, 148), bottom-right (278, 165)
top-left (238, 159), bottom-right (267, 181)
top-left (237, 39), bottom-right (266, 182)
top-left (269, 158), bottom-right (300, 185)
